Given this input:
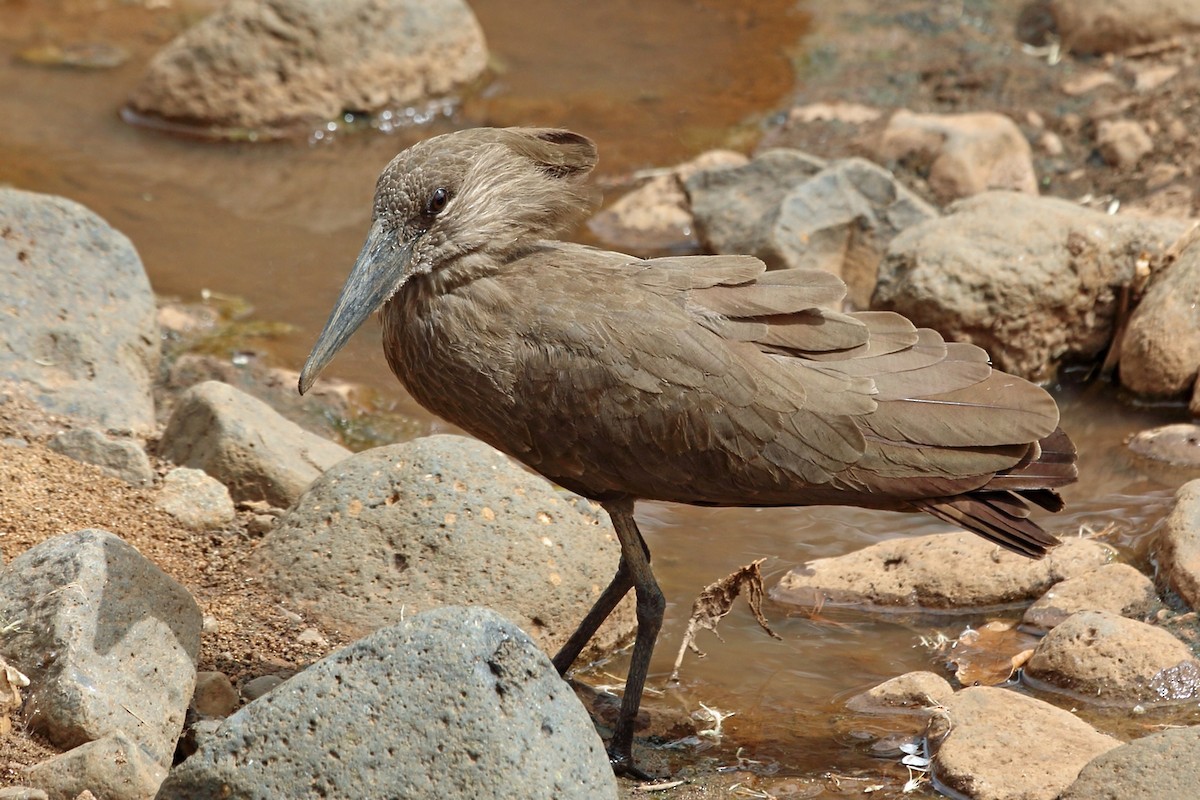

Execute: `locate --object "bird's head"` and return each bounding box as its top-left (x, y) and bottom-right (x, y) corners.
top-left (298, 127), bottom-right (598, 394)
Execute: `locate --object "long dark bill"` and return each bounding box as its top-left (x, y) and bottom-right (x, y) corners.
top-left (298, 221), bottom-right (414, 395)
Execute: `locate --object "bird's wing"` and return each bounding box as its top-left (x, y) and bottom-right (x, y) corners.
top-left (495, 252), bottom-right (875, 501)
top-left (632, 255), bottom-right (1065, 490)
top-left (626, 255), bottom-right (1075, 555)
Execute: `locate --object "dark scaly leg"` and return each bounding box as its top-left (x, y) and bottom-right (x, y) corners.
top-left (602, 497), bottom-right (664, 780)
top-left (552, 555), bottom-right (634, 675)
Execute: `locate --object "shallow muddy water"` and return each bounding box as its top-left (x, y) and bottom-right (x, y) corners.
top-left (2, 0), bottom-right (1196, 791)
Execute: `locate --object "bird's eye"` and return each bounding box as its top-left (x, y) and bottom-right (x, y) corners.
top-left (425, 187), bottom-right (450, 217)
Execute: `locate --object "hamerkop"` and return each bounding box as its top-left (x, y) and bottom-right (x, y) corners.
top-left (299, 127), bottom-right (1077, 777)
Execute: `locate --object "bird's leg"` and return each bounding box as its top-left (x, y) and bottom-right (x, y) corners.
top-left (602, 497), bottom-right (664, 780)
top-left (552, 554), bottom-right (634, 675)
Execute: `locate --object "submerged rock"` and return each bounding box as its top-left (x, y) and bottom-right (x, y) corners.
top-left (157, 607), bottom-right (617, 800)
top-left (771, 531), bottom-right (1113, 611)
top-left (846, 671), bottom-right (954, 714)
top-left (257, 435), bottom-right (633, 661)
top-left (1024, 610), bottom-right (1200, 706)
top-left (128, 0), bottom-right (488, 137)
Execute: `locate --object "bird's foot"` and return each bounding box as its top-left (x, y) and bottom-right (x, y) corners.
top-left (609, 746), bottom-right (658, 782)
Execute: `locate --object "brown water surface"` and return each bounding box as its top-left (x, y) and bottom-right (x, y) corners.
top-left (1, 0), bottom-right (1195, 789)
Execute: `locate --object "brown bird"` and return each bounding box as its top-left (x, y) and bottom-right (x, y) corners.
top-left (299, 127), bottom-right (1076, 777)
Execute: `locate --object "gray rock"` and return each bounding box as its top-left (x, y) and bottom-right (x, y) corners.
top-left (26, 730), bottom-right (167, 800)
top-left (191, 671), bottom-right (238, 718)
top-left (1159, 479), bottom-right (1200, 609)
top-left (588, 150), bottom-right (748, 253)
top-left (159, 380), bottom-right (350, 507)
top-left (1119, 239), bottom-right (1200, 397)
top-left (1049, 0), bottom-right (1200, 54)
top-left (0, 529), bottom-right (201, 765)
top-left (239, 674), bottom-right (284, 703)
top-left (1024, 610), bottom-right (1200, 706)
top-left (845, 670), bottom-right (954, 714)
top-left (0, 789), bottom-right (49, 800)
top-left (154, 467), bottom-right (236, 530)
top-left (930, 686), bottom-right (1120, 800)
top-left (157, 607), bottom-right (617, 800)
top-left (771, 531), bottom-right (1114, 611)
top-left (686, 150), bottom-right (934, 308)
top-left (257, 435), bottom-right (634, 662)
top-left (876, 110), bottom-right (1038, 201)
top-left (771, 158), bottom-right (938, 307)
top-left (685, 149), bottom-right (828, 261)
top-left (47, 427), bottom-right (154, 486)
top-left (1022, 563), bottom-right (1158, 631)
top-left (128, 0), bottom-right (487, 137)
top-left (1059, 725), bottom-right (1200, 800)
top-left (874, 191), bottom-right (1189, 381)
top-left (0, 189), bottom-right (158, 433)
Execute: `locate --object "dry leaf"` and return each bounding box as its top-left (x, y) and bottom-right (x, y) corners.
top-left (949, 621), bottom-right (1039, 686)
top-left (0, 655), bottom-right (30, 735)
top-left (670, 558), bottom-right (780, 682)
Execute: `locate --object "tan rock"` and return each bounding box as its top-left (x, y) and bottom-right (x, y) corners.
top-left (1022, 562), bottom-right (1158, 630)
top-left (1119, 242), bottom-right (1200, 397)
top-left (932, 686), bottom-right (1120, 800)
top-left (877, 110), bottom-right (1037, 201)
top-left (587, 150), bottom-right (748, 252)
top-left (771, 531), bottom-right (1114, 611)
top-left (1050, 0), bottom-right (1200, 55)
top-left (846, 671), bottom-right (954, 714)
top-left (1158, 479), bottom-right (1200, 609)
top-left (1025, 610), bottom-right (1200, 705)
top-left (1096, 120), bottom-right (1153, 169)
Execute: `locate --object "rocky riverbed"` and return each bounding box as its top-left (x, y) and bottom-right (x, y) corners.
top-left (4, 1), bottom-right (1200, 799)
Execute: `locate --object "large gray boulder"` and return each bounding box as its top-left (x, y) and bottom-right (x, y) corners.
top-left (0, 530), bottom-right (201, 766)
top-left (257, 435), bottom-right (634, 662)
top-left (128, 0), bottom-right (488, 137)
top-left (0, 189), bottom-right (159, 433)
top-left (156, 607), bottom-right (617, 800)
top-left (874, 191), bottom-right (1189, 381)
